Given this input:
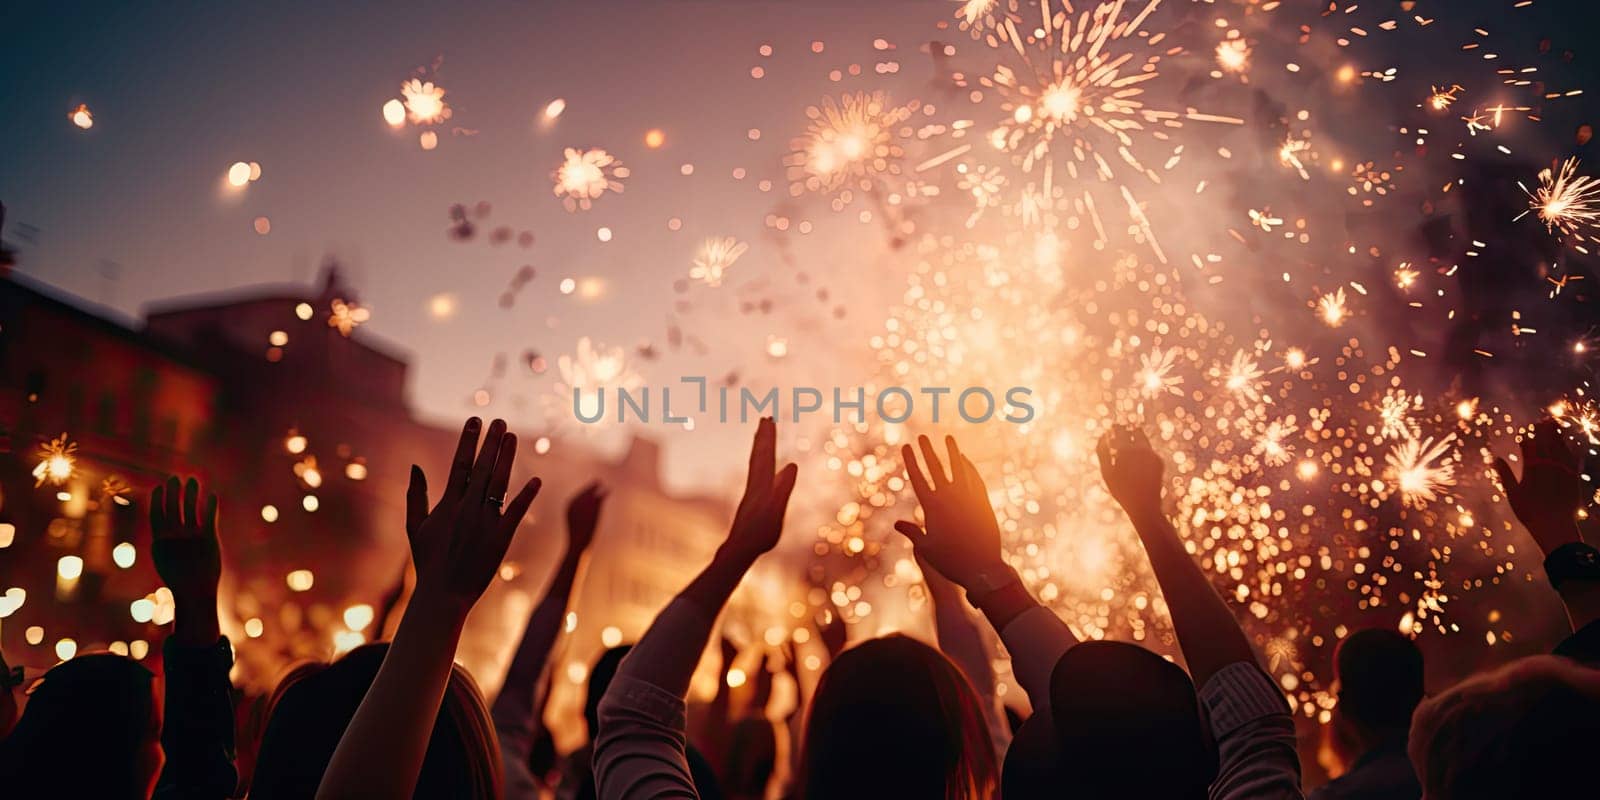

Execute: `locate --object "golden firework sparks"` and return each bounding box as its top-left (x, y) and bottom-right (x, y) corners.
top-left (785, 91), bottom-right (910, 195)
top-left (33, 433), bottom-right (78, 487)
top-left (1217, 349), bottom-right (1266, 401)
top-left (1386, 434), bottom-right (1458, 509)
top-left (1136, 346), bottom-right (1185, 398)
top-left (1426, 84), bottom-right (1463, 111)
top-left (1378, 388), bottom-right (1420, 440)
top-left (1394, 262), bottom-right (1420, 290)
top-left (1317, 287), bottom-right (1349, 327)
top-left (553, 147), bottom-right (628, 211)
top-left (1521, 158), bottom-right (1600, 236)
top-left (690, 237), bottom-right (749, 287)
top-left (1254, 418), bottom-right (1299, 466)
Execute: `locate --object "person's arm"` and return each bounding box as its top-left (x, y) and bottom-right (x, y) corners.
top-left (919, 553), bottom-right (1012, 756)
top-left (494, 483), bottom-right (605, 799)
top-left (317, 418), bottom-right (542, 800)
top-left (595, 418), bottom-right (797, 800)
top-left (1493, 419), bottom-right (1600, 636)
top-left (150, 476), bottom-right (238, 800)
top-left (1097, 425), bottom-right (1302, 800)
top-left (894, 435), bottom-right (1078, 709)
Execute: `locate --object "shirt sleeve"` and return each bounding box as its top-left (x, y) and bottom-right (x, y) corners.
top-left (1199, 661), bottom-right (1304, 800)
top-left (1554, 618), bottom-right (1600, 665)
top-left (594, 673), bottom-right (700, 800)
top-left (593, 597), bottom-right (712, 800)
top-left (996, 605), bottom-right (1079, 711)
top-left (154, 636), bottom-right (238, 800)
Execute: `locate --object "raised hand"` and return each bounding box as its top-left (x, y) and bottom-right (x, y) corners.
top-left (1494, 419), bottom-right (1588, 555)
top-left (566, 481), bottom-right (608, 554)
top-left (893, 434), bottom-right (1007, 591)
top-left (1096, 424), bottom-right (1165, 517)
top-left (818, 608), bottom-right (848, 659)
top-left (151, 476), bottom-right (222, 644)
top-left (717, 417), bottom-right (799, 566)
top-left (405, 417), bottom-right (542, 614)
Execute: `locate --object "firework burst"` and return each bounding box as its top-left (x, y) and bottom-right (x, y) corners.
top-left (785, 91), bottom-right (910, 196)
top-left (555, 337), bottom-right (644, 426)
top-left (1385, 434), bottom-right (1458, 509)
top-left (553, 148), bottom-right (628, 211)
top-left (1521, 158), bottom-right (1600, 237)
top-left (690, 237), bottom-right (748, 287)
top-left (33, 433), bottom-right (78, 487)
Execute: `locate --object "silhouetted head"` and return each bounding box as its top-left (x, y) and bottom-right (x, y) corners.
top-left (1003, 642), bottom-right (1215, 799)
top-left (1410, 655), bottom-right (1600, 799)
top-left (797, 635), bottom-right (997, 799)
top-left (584, 644), bottom-right (632, 741)
top-left (0, 653), bottom-right (161, 800)
top-left (250, 643), bottom-right (501, 799)
top-left (1334, 628), bottom-right (1424, 744)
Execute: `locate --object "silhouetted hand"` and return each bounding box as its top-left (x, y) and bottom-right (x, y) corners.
top-left (893, 435), bottom-right (1006, 591)
top-left (150, 476), bottom-right (222, 645)
top-left (1097, 425), bottom-right (1165, 516)
top-left (566, 481), bottom-right (607, 553)
top-left (717, 418), bottom-right (798, 566)
top-left (750, 651), bottom-right (775, 716)
top-left (406, 418), bottom-right (542, 615)
top-left (818, 609), bottom-right (848, 659)
top-left (1494, 419), bottom-right (1588, 555)
top-left (150, 476), bottom-right (221, 603)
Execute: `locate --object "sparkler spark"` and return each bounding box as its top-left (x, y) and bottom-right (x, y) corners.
top-left (1136, 346), bottom-right (1185, 398)
top-left (1216, 39), bottom-right (1251, 73)
top-left (553, 148), bottom-right (628, 211)
top-left (1522, 158), bottom-right (1600, 236)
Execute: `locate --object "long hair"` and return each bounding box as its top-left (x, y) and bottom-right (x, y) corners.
top-left (796, 635), bottom-right (997, 799)
top-left (249, 642), bottom-right (502, 799)
top-left (0, 653), bottom-right (160, 800)
top-left (1410, 655), bottom-right (1600, 799)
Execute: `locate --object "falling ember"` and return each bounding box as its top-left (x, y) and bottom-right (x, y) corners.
top-left (690, 237), bottom-right (749, 287)
top-left (543, 98), bottom-right (566, 120)
top-left (33, 433), bottom-right (78, 487)
top-left (1317, 287), bottom-right (1349, 327)
top-left (1386, 434), bottom-right (1458, 509)
top-left (68, 104), bottom-right (93, 129)
top-left (785, 91), bottom-right (909, 195)
top-left (553, 147), bottom-right (627, 211)
top-left (644, 128), bottom-right (665, 149)
top-left (419, 131), bottom-right (438, 150)
top-left (1522, 158), bottom-right (1600, 236)
top-left (399, 79), bottom-right (449, 125)
top-left (227, 161), bottom-right (252, 188)
top-left (328, 298), bottom-right (370, 336)
top-left (381, 99), bottom-right (406, 128)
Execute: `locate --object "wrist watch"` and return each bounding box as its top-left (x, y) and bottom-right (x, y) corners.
top-left (1545, 541), bottom-right (1600, 591)
top-left (964, 564), bottom-right (1021, 605)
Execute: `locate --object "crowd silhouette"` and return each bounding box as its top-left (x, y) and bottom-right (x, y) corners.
top-left (1, 415), bottom-right (1598, 799)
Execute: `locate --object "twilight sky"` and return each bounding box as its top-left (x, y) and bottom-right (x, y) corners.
top-left (3, 0), bottom-right (1593, 488)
